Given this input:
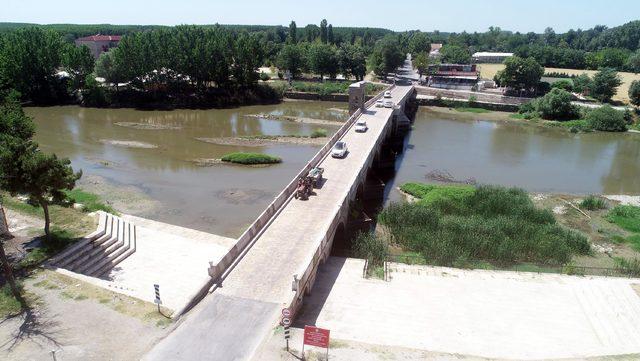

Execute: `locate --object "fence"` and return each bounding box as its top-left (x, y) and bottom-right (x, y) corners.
top-left (385, 253), bottom-right (636, 278)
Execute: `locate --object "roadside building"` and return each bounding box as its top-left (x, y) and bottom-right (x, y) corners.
top-left (75, 34), bottom-right (122, 58)
top-left (472, 52), bottom-right (513, 63)
top-left (429, 43), bottom-right (443, 59)
top-left (427, 64), bottom-right (479, 90)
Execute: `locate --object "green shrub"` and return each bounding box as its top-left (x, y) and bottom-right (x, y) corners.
top-left (606, 205), bottom-right (640, 232)
top-left (0, 285), bottom-right (23, 317)
top-left (630, 80), bottom-right (640, 107)
top-left (551, 79), bottom-right (574, 92)
top-left (580, 196), bottom-right (607, 211)
top-left (381, 184), bottom-right (590, 267)
top-left (259, 72), bottom-right (271, 82)
top-left (310, 128), bottom-right (328, 138)
top-left (536, 88), bottom-right (580, 120)
top-left (585, 105), bottom-right (628, 132)
top-left (614, 257), bottom-right (640, 277)
top-left (353, 232), bottom-right (388, 270)
top-left (221, 152), bottom-right (282, 165)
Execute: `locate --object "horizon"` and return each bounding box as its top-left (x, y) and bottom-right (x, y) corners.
top-left (1, 0), bottom-right (639, 33)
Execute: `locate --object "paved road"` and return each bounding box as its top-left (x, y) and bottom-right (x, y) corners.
top-left (145, 82), bottom-right (414, 361)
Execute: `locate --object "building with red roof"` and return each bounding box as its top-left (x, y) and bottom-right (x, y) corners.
top-left (75, 34), bottom-right (122, 58)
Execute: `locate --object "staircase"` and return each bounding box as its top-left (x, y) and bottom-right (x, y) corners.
top-left (50, 211), bottom-right (137, 278)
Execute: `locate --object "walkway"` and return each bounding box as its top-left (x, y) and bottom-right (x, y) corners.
top-left (294, 257), bottom-right (640, 360)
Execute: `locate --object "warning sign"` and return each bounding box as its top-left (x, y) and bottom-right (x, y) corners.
top-left (303, 325), bottom-right (330, 348)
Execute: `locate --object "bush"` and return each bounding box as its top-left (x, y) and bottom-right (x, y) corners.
top-left (259, 72), bottom-right (271, 82)
top-left (220, 152), bottom-right (282, 165)
top-left (580, 196), bottom-right (607, 211)
top-left (629, 80), bottom-right (640, 107)
top-left (551, 79), bottom-right (574, 92)
top-left (380, 184), bottom-right (590, 267)
top-left (591, 68), bottom-right (622, 103)
top-left (572, 73), bottom-right (593, 94)
top-left (614, 257), bottom-right (640, 277)
top-left (536, 88), bottom-right (580, 120)
top-left (353, 232), bottom-right (388, 270)
top-left (309, 128), bottom-right (328, 138)
top-left (585, 105), bottom-right (628, 132)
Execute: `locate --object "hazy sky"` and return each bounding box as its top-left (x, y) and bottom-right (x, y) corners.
top-left (2, 0), bottom-right (639, 33)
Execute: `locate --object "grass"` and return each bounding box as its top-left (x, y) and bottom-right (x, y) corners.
top-left (221, 152), bottom-right (282, 165)
top-left (33, 270), bottom-right (173, 327)
top-left (310, 128), bottom-right (328, 138)
top-left (0, 285), bottom-right (23, 317)
top-left (453, 107), bottom-right (491, 114)
top-left (1, 192), bottom-right (98, 269)
top-left (580, 195), bottom-right (607, 211)
top-left (240, 128), bottom-right (328, 140)
top-left (606, 205), bottom-right (640, 233)
top-left (399, 183), bottom-right (475, 206)
top-left (65, 189), bottom-right (118, 214)
top-left (627, 235), bottom-right (640, 252)
top-left (477, 63), bottom-right (640, 103)
top-left (614, 257), bottom-right (640, 277)
top-left (381, 184), bottom-right (590, 267)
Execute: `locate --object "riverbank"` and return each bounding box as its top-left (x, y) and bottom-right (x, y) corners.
top-left (195, 135), bottom-right (327, 147)
top-left (423, 106), bottom-right (640, 134)
top-left (390, 183), bottom-right (640, 275)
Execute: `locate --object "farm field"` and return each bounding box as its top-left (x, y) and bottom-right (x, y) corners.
top-left (477, 63), bottom-right (640, 103)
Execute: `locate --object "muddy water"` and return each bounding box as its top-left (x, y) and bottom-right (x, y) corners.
top-left (27, 101), bottom-right (348, 237)
top-left (388, 107), bottom-right (640, 202)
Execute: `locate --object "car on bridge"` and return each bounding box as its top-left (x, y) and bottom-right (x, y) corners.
top-left (384, 91), bottom-right (392, 98)
top-left (331, 141), bottom-right (348, 158)
top-left (355, 120), bottom-right (368, 133)
top-left (384, 100), bottom-right (394, 108)
top-left (375, 99), bottom-right (384, 108)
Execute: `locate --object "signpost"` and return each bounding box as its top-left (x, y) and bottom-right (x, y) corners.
top-left (302, 325), bottom-right (330, 359)
top-left (281, 308), bottom-right (292, 351)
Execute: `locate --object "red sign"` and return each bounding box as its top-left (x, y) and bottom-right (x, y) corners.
top-left (303, 325), bottom-right (330, 348)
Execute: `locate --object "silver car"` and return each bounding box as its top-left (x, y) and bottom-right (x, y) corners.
top-left (331, 141), bottom-right (348, 158)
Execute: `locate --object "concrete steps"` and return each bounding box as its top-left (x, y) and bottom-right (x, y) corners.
top-left (53, 211), bottom-right (137, 278)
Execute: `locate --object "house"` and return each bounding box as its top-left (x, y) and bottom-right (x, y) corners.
top-left (429, 43), bottom-right (443, 59)
top-left (427, 64), bottom-right (479, 90)
top-left (472, 52), bottom-right (513, 64)
top-left (75, 34), bottom-right (122, 58)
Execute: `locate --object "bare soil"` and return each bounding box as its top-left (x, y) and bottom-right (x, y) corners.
top-left (0, 270), bottom-right (169, 361)
top-left (195, 136), bottom-right (326, 147)
top-left (98, 139), bottom-right (159, 149)
top-left (245, 113), bottom-right (343, 126)
top-left (114, 122), bottom-right (182, 130)
top-left (76, 174), bottom-right (161, 216)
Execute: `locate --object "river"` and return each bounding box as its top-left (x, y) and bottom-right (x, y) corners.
top-left (387, 107), bottom-right (640, 202)
top-left (26, 103), bottom-right (640, 237)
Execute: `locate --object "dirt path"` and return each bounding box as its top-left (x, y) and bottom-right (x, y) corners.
top-left (244, 113), bottom-right (343, 126)
top-left (0, 270), bottom-right (168, 361)
top-left (195, 136), bottom-right (327, 147)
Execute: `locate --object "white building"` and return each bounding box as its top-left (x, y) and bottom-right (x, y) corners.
top-left (472, 52), bottom-right (514, 63)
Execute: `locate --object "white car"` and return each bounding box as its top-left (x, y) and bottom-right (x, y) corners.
top-left (331, 141), bottom-right (348, 158)
top-left (375, 99), bottom-right (384, 108)
top-left (355, 120), bottom-right (368, 133)
top-left (383, 91), bottom-right (392, 98)
top-left (384, 100), bottom-right (394, 108)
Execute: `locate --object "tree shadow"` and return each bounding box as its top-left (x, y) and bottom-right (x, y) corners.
top-left (0, 302), bottom-right (63, 352)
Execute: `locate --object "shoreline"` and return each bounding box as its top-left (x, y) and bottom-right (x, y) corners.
top-left (194, 136), bottom-right (327, 147)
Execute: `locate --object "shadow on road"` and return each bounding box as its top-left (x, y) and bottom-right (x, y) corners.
top-left (292, 257), bottom-right (346, 328)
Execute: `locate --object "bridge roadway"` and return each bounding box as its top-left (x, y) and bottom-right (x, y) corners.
top-left (145, 84), bottom-right (415, 361)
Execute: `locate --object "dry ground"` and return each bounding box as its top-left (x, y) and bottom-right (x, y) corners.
top-left (477, 63), bottom-right (640, 103)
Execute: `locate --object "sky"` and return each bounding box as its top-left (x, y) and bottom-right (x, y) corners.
top-left (1, 0), bottom-right (639, 33)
